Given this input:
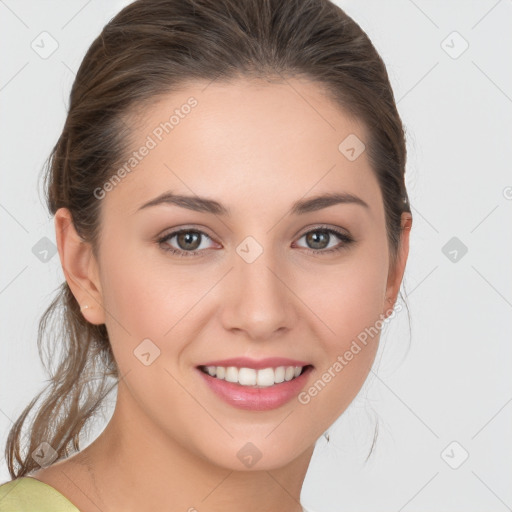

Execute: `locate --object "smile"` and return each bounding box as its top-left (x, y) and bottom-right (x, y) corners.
top-left (196, 364), bottom-right (314, 411)
top-left (198, 365), bottom-right (309, 388)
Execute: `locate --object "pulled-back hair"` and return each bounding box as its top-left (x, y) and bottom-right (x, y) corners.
top-left (6, 0), bottom-right (411, 478)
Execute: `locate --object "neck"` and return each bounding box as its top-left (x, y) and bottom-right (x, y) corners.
top-left (82, 385), bottom-right (314, 512)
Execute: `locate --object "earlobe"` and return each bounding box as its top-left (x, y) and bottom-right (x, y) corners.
top-left (383, 212), bottom-right (412, 317)
top-left (54, 207), bottom-right (105, 325)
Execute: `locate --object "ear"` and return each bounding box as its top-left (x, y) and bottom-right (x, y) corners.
top-left (383, 212), bottom-right (412, 317)
top-left (54, 207), bottom-right (105, 325)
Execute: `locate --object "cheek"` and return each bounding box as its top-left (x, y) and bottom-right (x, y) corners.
top-left (299, 245), bottom-right (388, 349)
top-left (97, 239), bottom-right (225, 383)
top-left (100, 238), bottom-right (205, 333)
top-left (293, 243), bottom-right (388, 419)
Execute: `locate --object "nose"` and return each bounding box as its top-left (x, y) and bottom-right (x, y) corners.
top-left (219, 245), bottom-right (298, 341)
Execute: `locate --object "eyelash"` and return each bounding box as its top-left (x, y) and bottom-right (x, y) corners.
top-left (157, 225), bottom-right (354, 258)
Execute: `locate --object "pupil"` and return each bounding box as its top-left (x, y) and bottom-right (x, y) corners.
top-left (307, 230), bottom-right (328, 249)
top-left (179, 232), bottom-right (200, 250)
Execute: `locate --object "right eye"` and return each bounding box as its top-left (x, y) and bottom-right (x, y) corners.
top-left (157, 228), bottom-right (217, 257)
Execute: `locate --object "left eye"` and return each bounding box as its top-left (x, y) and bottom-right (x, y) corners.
top-left (157, 226), bottom-right (353, 257)
top-left (294, 227), bottom-right (352, 253)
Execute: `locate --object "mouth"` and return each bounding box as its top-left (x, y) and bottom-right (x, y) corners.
top-left (196, 363), bottom-right (314, 411)
top-left (197, 364), bottom-right (313, 388)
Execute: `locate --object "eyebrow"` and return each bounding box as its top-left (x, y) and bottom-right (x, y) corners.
top-left (137, 191), bottom-right (369, 216)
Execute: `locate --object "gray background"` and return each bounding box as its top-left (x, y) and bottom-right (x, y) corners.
top-left (1, 1), bottom-right (511, 511)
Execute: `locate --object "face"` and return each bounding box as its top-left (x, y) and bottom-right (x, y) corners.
top-left (60, 77), bottom-right (409, 471)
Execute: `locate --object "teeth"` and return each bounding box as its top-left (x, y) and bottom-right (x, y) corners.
top-left (275, 366), bottom-right (285, 383)
top-left (225, 366), bottom-right (238, 383)
top-left (202, 365), bottom-right (305, 387)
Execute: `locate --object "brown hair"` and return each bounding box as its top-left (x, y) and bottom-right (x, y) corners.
top-left (5, 0), bottom-right (411, 478)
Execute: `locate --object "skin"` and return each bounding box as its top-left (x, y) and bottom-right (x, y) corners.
top-left (31, 76), bottom-right (412, 512)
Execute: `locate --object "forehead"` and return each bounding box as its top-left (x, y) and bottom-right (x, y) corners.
top-left (106, 77), bottom-right (382, 220)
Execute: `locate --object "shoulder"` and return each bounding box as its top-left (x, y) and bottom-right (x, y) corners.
top-left (0, 477), bottom-right (80, 512)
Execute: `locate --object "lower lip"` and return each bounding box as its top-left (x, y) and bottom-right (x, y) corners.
top-left (196, 366), bottom-right (313, 411)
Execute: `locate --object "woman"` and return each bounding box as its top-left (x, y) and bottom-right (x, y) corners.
top-left (0, 0), bottom-right (412, 510)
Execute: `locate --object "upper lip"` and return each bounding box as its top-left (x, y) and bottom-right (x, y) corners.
top-left (198, 357), bottom-right (312, 370)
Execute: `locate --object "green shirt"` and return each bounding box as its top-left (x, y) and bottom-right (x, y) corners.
top-left (0, 477), bottom-right (80, 512)
top-left (0, 476), bottom-right (314, 511)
